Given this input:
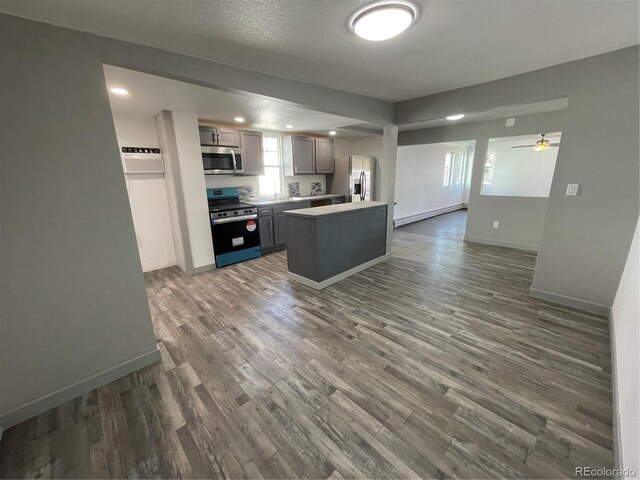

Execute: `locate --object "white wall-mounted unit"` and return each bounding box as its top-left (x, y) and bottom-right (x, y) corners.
top-left (121, 146), bottom-right (165, 174)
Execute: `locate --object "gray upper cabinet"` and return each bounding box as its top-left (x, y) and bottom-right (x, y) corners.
top-left (216, 127), bottom-right (240, 147)
top-left (198, 126), bottom-right (240, 147)
top-left (282, 136), bottom-right (315, 175)
top-left (240, 130), bottom-right (264, 176)
top-left (314, 138), bottom-right (334, 174)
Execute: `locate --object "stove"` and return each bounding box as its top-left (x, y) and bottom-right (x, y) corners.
top-left (208, 199), bottom-right (257, 218)
top-left (207, 188), bottom-right (261, 267)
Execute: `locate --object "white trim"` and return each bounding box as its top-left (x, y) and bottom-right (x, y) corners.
top-left (288, 253), bottom-right (391, 290)
top-left (187, 262), bottom-right (216, 275)
top-left (528, 287), bottom-right (611, 316)
top-left (0, 349), bottom-right (160, 430)
top-left (464, 235), bottom-right (539, 252)
top-left (394, 204), bottom-right (465, 228)
top-left (609, 308), bottom-right (624, 472)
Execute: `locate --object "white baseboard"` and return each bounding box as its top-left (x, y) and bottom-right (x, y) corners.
top-left (528, 287), bottom-right (611, 316)
top-left (187, 263), bottom-right (216, 275)
top-left (609, 309), bottom-right (623, 472)
top-left (0, 348), bottom-right (161, 430)
top-left (394, 204), bottom-right (465, 228)
top-left (464, 235), bottom-right (539, 252)
top-left (288, 253), bottom-right (391, 290)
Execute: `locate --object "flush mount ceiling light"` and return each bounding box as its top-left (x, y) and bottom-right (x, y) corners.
top-left (350, 1), bottom-right (417, 41)
top-left (285, 124), bottom-right (294, 129)
top-left (446, 114), bottom-right (465, 121)
top-left (329, 130), bottom-right (337, 136)
top-left (234, 116), bottom-right (245, 123)
top-left (110, 87), bottom-right (129, 95)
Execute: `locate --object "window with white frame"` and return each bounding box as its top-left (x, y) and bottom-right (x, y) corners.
top-left (454, 153), bottom-right (466, 186)
top-left (443, 152), bottom-right (454, 186)
top-left (483, 152), bottom-right (496, 185)
top-left (259, 136), bottom-right (283, 196)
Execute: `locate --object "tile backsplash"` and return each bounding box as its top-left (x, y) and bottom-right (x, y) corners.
top-left (310, 182), bottom-right (322, 195)
top-left (287, 182), bottom-right (300, 197)
top-left (283, 175), bottom-right (325, 196)
top-left (238, 185), bottom-right (256, 201)
top-left (205, 174), bottom-right (326, 197)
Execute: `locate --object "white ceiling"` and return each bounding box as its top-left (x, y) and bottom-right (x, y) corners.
top-left (2, 0), bottom-right (638, 102)
top-left (104, 65), bottom-right (371, 139)
top-left (399, 98), bottom-right (569, 130)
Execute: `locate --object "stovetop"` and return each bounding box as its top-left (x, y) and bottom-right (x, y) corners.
top-left (208, 201), bottom-right (253, 213)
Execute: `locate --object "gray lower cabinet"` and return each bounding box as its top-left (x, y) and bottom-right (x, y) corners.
top-left (241, 130), bottom-right (264, 176)
top-left (273, 214), bottom-right (287, 246)
top-left (258, 200), bottom-right (323, 252)
top-left (315, 138), bottom-right (334, 174)
top-left (258, 216), bottom-right (274, 249)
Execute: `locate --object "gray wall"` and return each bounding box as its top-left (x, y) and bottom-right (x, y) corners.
top-left (399, 111), bottom-right (566, 251)
top-left (0, 14), bottom-right (393, 427)
top-left (0, 15), bottom-right (160, 426)
top-left (398, 47), bottom-right (640, 311)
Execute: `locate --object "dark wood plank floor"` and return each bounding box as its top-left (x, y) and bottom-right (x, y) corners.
top-left (0, 211), bottom-right (614, 479)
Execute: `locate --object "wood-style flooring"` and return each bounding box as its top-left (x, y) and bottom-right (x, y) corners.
top-left (0, 211), bottom-right (614, 479)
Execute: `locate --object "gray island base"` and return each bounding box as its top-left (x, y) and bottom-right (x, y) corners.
top-left (284, 201), bottom-right (389, 289)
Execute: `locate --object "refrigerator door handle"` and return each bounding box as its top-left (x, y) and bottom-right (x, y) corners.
top-left (360, 171), bottom-right (365, 201)
top-left (363, 172), bottom-right (367, 200)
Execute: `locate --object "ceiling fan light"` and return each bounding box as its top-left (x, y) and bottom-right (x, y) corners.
top-left (534, 143), bottom-right (549, 152)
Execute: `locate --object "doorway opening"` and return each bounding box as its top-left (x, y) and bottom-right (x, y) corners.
top-left (393, 140), bottom-right (476, 241)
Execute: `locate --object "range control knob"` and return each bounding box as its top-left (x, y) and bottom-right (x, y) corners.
top-left (223, 213), bottom-right (227, 217)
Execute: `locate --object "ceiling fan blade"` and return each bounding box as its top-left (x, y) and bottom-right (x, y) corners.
top-left (548, 143), bottom-right (561, 146)
top-left (512, 145), bottom-right (535, 148)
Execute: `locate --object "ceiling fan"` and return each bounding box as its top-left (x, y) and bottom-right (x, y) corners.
top-left (512, 133), bottom-right (560, 152)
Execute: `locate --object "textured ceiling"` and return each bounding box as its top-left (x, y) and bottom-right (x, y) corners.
top-left (104, 65), bottom-right (370, 139)
top-left (1, 0), bottom-right (638, 101)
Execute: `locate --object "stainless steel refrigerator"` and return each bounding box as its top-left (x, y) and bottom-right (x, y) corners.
top-left (330, 155), bottom-right (376, 202)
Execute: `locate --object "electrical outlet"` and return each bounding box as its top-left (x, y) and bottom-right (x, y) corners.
top-left (493, 221), bottom-right (500, 229)
top-left (566, 183), bottom-right (579, 196)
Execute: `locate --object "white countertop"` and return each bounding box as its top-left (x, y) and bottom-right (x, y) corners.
top-left (285, 201), bottom-right (387, 218)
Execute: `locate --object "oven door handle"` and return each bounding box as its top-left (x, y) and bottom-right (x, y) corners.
top-left (211, 214), bottom-right (258, 225)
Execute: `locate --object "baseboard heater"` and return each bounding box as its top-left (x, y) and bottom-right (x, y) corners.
top-left (394, 204), bottom-right (465, 228)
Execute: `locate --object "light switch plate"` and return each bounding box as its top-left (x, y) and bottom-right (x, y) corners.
top-left (505, 118), bottom-right (516, 127)
top-left (566, 183), bottom-right (579, 196)
top-left (492, 221), bottom-right (500, 229)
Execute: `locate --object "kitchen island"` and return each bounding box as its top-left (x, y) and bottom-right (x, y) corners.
top-left (285, 201), bottom-right (389, 289)
top-left (248, 194), bottom-right (346, 254)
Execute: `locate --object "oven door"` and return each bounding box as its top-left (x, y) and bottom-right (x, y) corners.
top-left (202, 146), bottom-right (239, 174)
top-left (211, 214), bottom-right (261, 267)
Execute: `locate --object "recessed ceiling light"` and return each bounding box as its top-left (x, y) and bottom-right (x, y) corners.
top-left (234, 116), bottom-right (245, 123)
top-left (329, 130), bottom-right (337, 136)
top-left (350, 1), bottom-right (417, 41)
top-left (110, 87), bottom-right (129, 95)
top-left (446, 114), bottom-right (465, 121)
top-left (285, 124), bottom-right (294, 129)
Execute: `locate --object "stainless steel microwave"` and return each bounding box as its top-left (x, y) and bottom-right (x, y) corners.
top-left (201, 146), bottom-right (244, 175)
